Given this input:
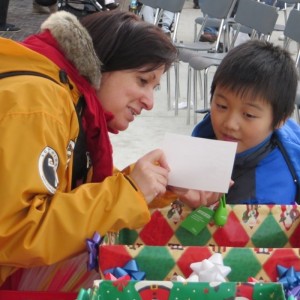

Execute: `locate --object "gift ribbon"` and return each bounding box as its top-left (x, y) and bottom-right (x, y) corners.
top-left (287, 286), bottom-right (300, 300)
top-left (277, 265), bottom-right (300, 299)
top-left (77, 288), bottom-right (93, 300)
top-left (104, 259), bottom-right (146, 281)
top-left (86, 232), bottom-right (104, 272)
top-left (172, 253), bottom-right (231, 282)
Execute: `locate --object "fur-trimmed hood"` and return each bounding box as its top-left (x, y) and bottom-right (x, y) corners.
top-left (41, 11), bottom-right (101, 88)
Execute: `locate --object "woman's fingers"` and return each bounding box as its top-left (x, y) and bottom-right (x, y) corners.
top-left (130, 149), bottom-right (170, 203)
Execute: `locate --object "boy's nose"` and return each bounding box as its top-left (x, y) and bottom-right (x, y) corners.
top-left (223, 114), bottom-right (240, 131)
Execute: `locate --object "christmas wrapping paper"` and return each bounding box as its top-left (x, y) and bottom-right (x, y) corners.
top-left (88, 280), bottom-right (285, 300)
top-left (2, 252), bottom-right (100, 292)
top-left (0, 290), bottom-right (77, 300)
top-left (99, 245), bottom-right (300, 283)
top-left (118, 203), bottom-right (300, 248)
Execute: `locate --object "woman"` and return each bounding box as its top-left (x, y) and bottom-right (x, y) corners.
top-left (0, 9), bottom-right (220, 291)
top-left (0, 9), bottom-right (175, 289)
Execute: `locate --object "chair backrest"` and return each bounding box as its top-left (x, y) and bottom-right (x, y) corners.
top-left (194, 0), bottom-right (237, 50)
top-left (234, 0), bottom-right (278, 36)
top-left (140, 0), bottom-right (158, 9)
top-left (200, 0), bottom-right (238, 19)
top-left (278, 0), bottom-right (300, 4)
top-left (153, 0), bottom-right (186, 43)
top-left (284, 9), bottom-right (300, 43)
top-left (155, 0), bottom-right (186, 13)
top-left (284, 9), bottom-right (300, 67)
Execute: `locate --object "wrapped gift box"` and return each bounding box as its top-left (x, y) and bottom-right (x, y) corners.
top-left (99, 245), bottom-right (300, 283)
top-left (96, 203), bottom-right (300, 299)
top-left (118, 204), bottom-right (300, 248)
top-left (85, 280), bottom-right (285, 300)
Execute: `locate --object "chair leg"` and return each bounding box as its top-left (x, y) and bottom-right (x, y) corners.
top-left (193, 68), bottom-right (198, 125)
top-left (186, 65), bottom-right (192, 125)
top-left (194, 23), bottom-right (198, 42)
top-left (198, 70), bottom-right (203, 103)
top-left (166, 68), bottom-right (172, 112)
top-left (174, 62), bottom-right (179, 115)
top-left (204, 67), bottom-right (209, 110)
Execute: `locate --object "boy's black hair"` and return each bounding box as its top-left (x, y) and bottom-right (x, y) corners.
top-left (211, 40), bottom-right (298, 128)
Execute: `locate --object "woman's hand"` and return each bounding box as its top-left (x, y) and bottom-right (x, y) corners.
top-left (168, 187), bottom-right (222, 208)
top-left (168, 181), bottom-right (234, 208)
top-left (130, 149), bottom-right (170, 204)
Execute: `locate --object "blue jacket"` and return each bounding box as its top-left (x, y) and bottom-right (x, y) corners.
top-left (192, 114), bottom-right (300, 205)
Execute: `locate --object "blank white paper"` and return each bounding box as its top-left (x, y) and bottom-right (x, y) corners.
top-left (162, 133), bottom-right (237, 193)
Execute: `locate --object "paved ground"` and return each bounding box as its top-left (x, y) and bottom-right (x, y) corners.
top-left (1, 0), bottom-right (48, 41)
top-left (1, 0), bottom-right (131, 41)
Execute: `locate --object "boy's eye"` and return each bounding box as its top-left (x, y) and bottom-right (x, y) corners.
top-left (216, 103), bottom-right (227, 110)
top-left (244, 112), bottom-right (257, 119)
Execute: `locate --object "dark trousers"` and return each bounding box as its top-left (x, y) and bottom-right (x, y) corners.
top-left (0, 0), bottom-right (9, 25)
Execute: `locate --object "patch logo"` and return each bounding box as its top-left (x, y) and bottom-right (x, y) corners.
top-left (66, 140), bottom-right (75, 168)
top-left (38, 146), bottom-right (59, 194)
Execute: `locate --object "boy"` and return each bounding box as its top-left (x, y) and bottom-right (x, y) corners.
top-left (192, 40), bottom-right (300, 205)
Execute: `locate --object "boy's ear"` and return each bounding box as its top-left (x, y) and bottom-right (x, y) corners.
top-left (275, 119), bottom-right (287, 129)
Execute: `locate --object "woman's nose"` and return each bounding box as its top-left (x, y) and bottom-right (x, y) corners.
top-left (141, 89), bottom-right (154, 110)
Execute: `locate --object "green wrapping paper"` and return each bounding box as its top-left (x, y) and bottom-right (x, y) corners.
top-left (80, 280), bottom-right (285, 300)
top-left (117, 204), bottom-right (300, 248)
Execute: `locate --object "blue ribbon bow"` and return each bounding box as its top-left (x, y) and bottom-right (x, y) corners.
top-left (104, 259), bottom-right (146, 280)
top-left (277, 265), bottom-right (300, 299)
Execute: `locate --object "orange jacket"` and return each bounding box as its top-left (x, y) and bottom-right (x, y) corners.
top-left (0, 37), bottom-right (150, 285)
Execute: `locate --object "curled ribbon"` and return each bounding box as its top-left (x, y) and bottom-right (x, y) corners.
top-left (104, 259), bottom-right (146, 281)
top-left (277, 265), bottom-right (300, 299)
top-left (86, 232), bottom-right (104, 272)
top-left (172, 253), bottom-right (231, 282)
top-left (287, 286), bottom-right (300, 300)
top-left (76, 287), bottom-right (93, 300)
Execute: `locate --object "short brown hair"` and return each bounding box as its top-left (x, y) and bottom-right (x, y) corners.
top-left (80, 10), bottom-right (178, 73)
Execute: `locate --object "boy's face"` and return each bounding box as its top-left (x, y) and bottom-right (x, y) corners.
top-left (211, 86), bottom-right (274, 153)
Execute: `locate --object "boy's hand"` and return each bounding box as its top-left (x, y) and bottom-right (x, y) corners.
top-left (168, 180), bottom-right (234, 208)
top-left (168, 187), bottom-right (222, 208)
top-left (130, 149), bottom-right (170, 204)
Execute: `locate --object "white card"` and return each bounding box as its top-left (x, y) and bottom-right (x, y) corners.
top-left (162, 133), bottom-right (237, 193)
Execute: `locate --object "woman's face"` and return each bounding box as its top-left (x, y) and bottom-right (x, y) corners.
top-left (97, 65), bottom-right (165, 131)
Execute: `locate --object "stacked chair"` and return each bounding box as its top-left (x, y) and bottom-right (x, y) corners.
top-left (171, 0), bottom-right (238, 121)
top-left (179, 0), bottom-right (279, 124)
top-left (139, 0), bottom-right (186, 43)
top-left (282, 8), bottom-right (300, 123)
top-left (139, 0), bottom-right (160, 24)
top-left (267, 0), bottom-right (300, 32)
top-left (57, 0), bottom-right (104, 17)
top-left (139, 0), bottom-right (186, 111)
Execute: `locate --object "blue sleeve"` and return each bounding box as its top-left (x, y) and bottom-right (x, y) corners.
top-left (191, 113), bottom-right (216, 139)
